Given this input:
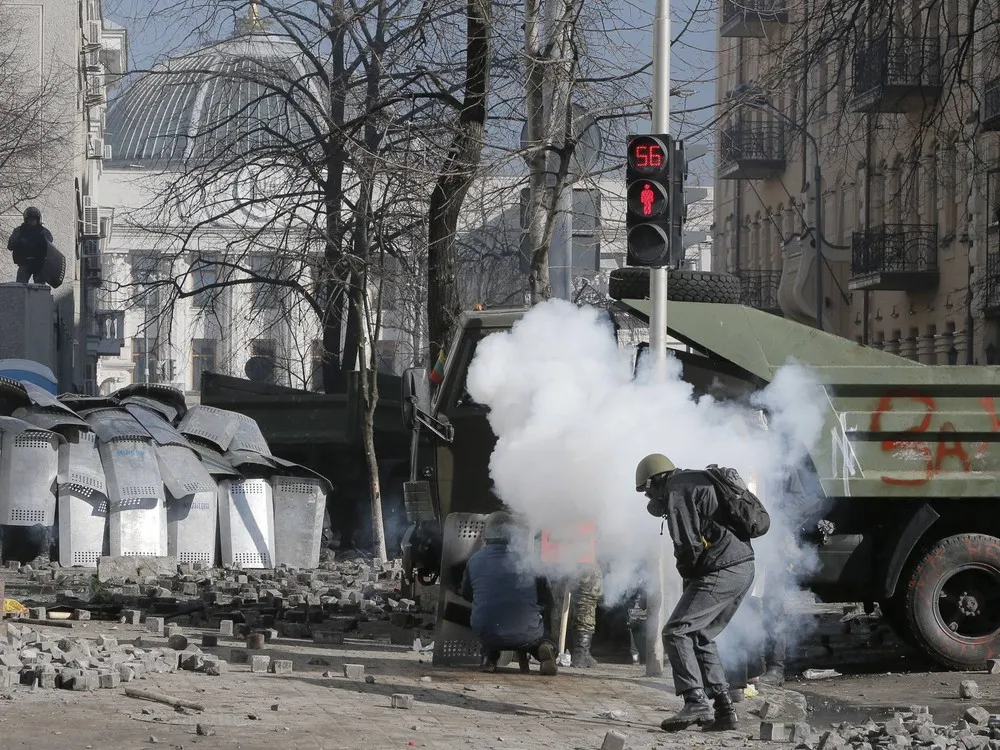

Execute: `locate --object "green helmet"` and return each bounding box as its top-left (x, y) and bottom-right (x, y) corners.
top-left (635, 453), bottom-right (676, 491)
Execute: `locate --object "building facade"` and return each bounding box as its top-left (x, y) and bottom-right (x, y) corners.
top-left (0, 1), bottom-right (124, 389)
top-left (713, 0), bottom-right (1000, 364)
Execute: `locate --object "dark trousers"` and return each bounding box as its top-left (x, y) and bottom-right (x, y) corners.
top-left (664, 561), bottom-right (755, 697)
top-left (16, 264), bottom-right (42, 283)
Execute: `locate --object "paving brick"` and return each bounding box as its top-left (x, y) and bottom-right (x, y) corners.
top-left (72, 609), bottom-right (91, 621)
top-left (145, 617), bottom-right (165, 635)
top-left (391, 693), bottom-right (414, 709)
top-left (204, 659), bottom-right (228, 676)
top-left (600, 730), bottom-right (626, 750)
top-left (122, 609), bottom-right (141, 625)
top-left (269, 659), bottom-right (292, 675)
top-left (761, 722), bottom-right (791, 741)
top-left (250, 655), bottom-right (270, 673)
top-left (98, 671), bottom-right (120, 689)
top-left (201, 634), bottom-right (218, 648)
top-left (219, 620), bottom-right (234, 636)
top-left (344, 664), bottom-right (364, 679)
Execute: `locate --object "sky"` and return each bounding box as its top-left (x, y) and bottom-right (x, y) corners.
top-left (105, 0), bottom-right (718, 181)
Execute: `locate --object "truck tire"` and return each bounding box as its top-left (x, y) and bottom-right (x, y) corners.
top-left (608, 268), bottom-right (741, 304)
top-left (903, 533), bottom-right (1000, 670)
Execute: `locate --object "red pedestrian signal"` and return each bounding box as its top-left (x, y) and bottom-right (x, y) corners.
top-left (625, 134), bottom-right (672, 267)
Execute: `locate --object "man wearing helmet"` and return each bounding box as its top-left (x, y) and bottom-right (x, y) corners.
top-left (461, 511), bottom-right (559, 675)
top-left (634, 454), bottom-right (756, 733)
top-left (8, 207), bottom-right (53, 283)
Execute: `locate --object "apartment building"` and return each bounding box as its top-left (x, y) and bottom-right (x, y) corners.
top-left (713, 0), bottom-right (1000, 364)
top-left (0, 2), bottom-right (125, 389)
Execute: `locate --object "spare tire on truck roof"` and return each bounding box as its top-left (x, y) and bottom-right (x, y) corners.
top-left (608, 267), bottom-right (741, 305)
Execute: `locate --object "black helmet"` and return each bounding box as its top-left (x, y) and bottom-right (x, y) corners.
top-left (23, 207), bottom-right (41, 222)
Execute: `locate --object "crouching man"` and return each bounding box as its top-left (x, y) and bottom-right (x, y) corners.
top-left (635, 454), bottom-right (757, 732)
top-left (461, 511), bottom-right (559, 675)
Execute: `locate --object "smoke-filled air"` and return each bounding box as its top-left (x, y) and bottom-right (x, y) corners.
top-left (465, 299), bottom-right (828, 653)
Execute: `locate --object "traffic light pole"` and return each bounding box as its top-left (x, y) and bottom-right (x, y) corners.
top-left (645, 0), bottom-right (671, 678)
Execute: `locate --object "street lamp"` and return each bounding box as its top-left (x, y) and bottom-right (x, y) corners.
top-left (727, 83), bottom-right (825, 331)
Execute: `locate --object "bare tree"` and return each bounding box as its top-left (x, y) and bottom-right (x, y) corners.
top-left (0, 3), bottom-right (76, 214)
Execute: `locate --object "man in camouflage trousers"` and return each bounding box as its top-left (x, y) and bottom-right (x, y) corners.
top-left (551, 565), bottom-right (603, 668)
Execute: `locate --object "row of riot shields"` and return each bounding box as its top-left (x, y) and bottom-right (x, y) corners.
top-left (0, 380), bottom-right (329, 569)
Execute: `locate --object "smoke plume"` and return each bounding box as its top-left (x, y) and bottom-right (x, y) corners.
top-left (466, 299), bottom-right (827, 657)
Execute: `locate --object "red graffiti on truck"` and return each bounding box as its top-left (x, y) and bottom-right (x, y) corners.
top-left (869, 393), bottom-right (998, 485)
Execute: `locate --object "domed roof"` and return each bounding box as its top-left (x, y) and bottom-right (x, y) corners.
top-left (107, 26), bottom-right (312, 167)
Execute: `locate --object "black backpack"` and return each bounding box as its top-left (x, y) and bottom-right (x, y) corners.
top-left (704, 464), bottom-right (770, 542)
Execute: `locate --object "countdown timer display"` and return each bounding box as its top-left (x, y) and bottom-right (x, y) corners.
top-left (628, 136), bottom-right (668, 175)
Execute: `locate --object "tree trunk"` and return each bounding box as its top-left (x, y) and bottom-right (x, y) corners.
top-left (426, 0), bottom-right (493, 364)
top-left (523, 0), bottom-right (551, 305)
top-left (321, 5), bottom-right (350, 392)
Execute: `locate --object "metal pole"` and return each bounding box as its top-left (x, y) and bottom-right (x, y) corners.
top-left (645, 0), bottom-right (671, 678)
top-left (814, 158), bottom-right (823, 332)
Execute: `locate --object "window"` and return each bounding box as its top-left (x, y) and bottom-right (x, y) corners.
top-left (191, 339), bottom-right (217, 391)
top-left (250, 256), bottom-right (278, 310)
top-left (192, 263), bottom-right (217, 309)
top-left (571, 188), bottom-right (601, 275)
top-left (132, 338), bottom-right (159, 384)
top-left (248, 338), bottom-right (277, 384)
top-left (376, 339), bottom-right (398, 375)
top-left (133, 256), bottom-right (167, 310)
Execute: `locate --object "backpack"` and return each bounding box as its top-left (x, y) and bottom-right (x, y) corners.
top-left (704, 464), bottom-right (770, 542)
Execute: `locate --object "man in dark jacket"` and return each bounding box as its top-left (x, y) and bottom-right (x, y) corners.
top-left (8, 207), bottom-right (52, 283)
top-left (461, 511), bottom-right (558, 675)
top-left (635, 453), bottom-right (756, 733)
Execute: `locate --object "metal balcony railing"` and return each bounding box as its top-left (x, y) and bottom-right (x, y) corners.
top-left (851, 35), bottom-right (941, 112)
top-left (721, 121), bottom-right (785, 163)
top-left (851, 224), bottom-right (938, 276)
top-left (738, 270), bottom-right (782, 312)
top-left (983, 77), bottom-right (1000, 132)
top-left (984, 250), bottom-right (1000, 317)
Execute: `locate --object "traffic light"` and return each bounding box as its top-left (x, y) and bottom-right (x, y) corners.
top-left (625, 134), bottom-right (672, 267)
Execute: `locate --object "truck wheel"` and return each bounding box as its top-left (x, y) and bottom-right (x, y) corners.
top-left (608, 268), bottom-right (741, 304)
top-left (903, 533), bottom-right (1000, 670)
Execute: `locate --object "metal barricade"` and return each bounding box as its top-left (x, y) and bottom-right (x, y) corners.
top-left (218, 478), bottom-right (274, 569)
top-left (230, 414), bottom-right (270, 455)
top-left (166, 489), bottom-right (218, 568)
top-left (432, 513), bottom-right (511, 668)
top-left (156, 444), bottom-right (216, 498)
top-left (57, 485), bottom-right (108, 567)
top-left (272, 477), bottom-right (326, 569)
top-left (57, 427), bottom-right (106, 496)
top-left (99, 438), bottom-right (167, 557)
top-left (177, 405), bottom-right (239, 452)
top-left (0, 419), bottom-right (60, 527)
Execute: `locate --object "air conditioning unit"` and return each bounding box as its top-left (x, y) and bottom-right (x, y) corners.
top-left (87, 20), bottom-right (102, 47)
top-left (81, 196), bottom-right (100, 237)
top-left (87, 135), bottom-right (104, 160)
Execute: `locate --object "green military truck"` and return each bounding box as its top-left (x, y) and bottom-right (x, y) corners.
top-left (401, 268), bottom-right (1000, 671)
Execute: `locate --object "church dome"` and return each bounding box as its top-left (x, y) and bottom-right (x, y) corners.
top-left (106, 24), bottom-right (311, 168)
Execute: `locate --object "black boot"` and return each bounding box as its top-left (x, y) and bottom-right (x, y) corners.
top-left (571, 633), bottom-right (598, 668)
top-left (702, 690), bottom-right (739, 731)
top-left (660, 688), bottom-right (714, 731)
top-left (536, 640), bottom-right (558, 676)
top-left (760, 666), bottom-right (784, 686)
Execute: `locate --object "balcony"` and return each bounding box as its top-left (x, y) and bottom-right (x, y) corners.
top-left (983, 77), bottom-right (1000, 132)
top-left (850, 36), bottom-right (941, 113)
top-left (983, 250), bottom-right (1000, 318)
top-left (738, 270), bottom-right (782, 314)
top-left (720, 0), bottom-right (787, 38)
top-left (848, 224), bottom-right (939, 292)
top-left (718, 120), bottom-right (785, 180)
top-left (89, 310), bottom-right (125, 357)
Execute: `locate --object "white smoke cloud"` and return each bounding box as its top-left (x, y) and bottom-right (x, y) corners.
top-left (466, 299), bottom-right (828, 658)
